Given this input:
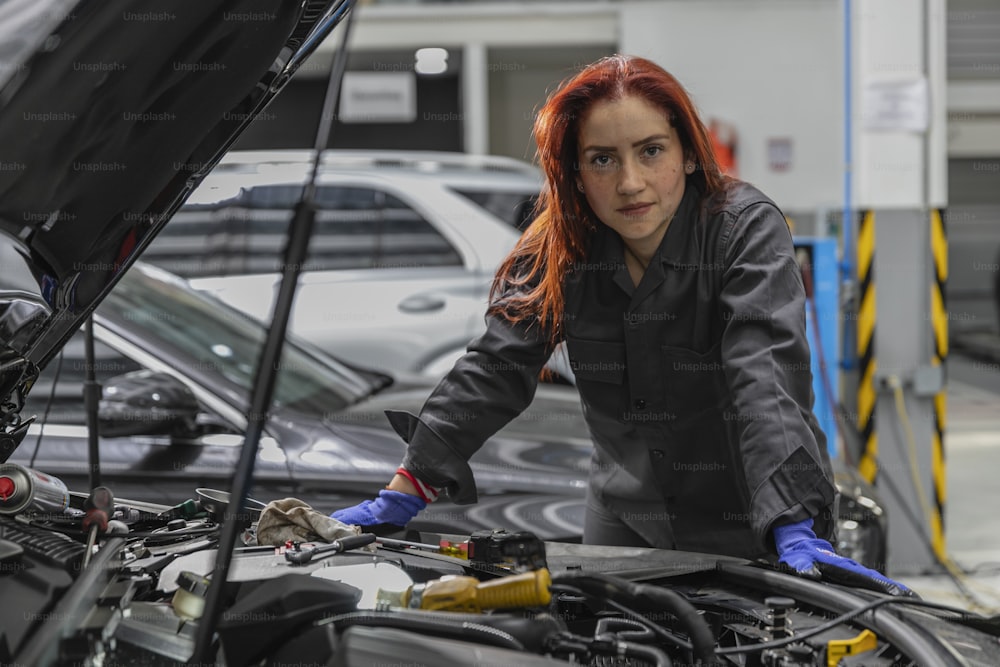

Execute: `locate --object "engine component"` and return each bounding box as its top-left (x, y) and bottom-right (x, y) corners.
top-left (377, 529), bottom-right (547, 573)
top-left (172, 571), bottom-right (211, 621)
top-left (216, 573), bottom-right (362, 666)
top-left (0, 463), bottom-right (69, 515)
top-left (469, 528), bottom-right (547, 571)
top-left (337, 625), bottom-right (568, 666)
top-left (766, 596), bottom-right (796, 639)
top-left (195, 487), bottom-right (266, 526)
top-left (551, 570), bottom-right (718, 665)
top-left (330, 609), bottom-right (566, 653)
top-left (311, 561), bottom-right (415, 609)
top-left (826, 628), bottom-right (879, 665)
top-left (376, 567), bottom-right (551, 612)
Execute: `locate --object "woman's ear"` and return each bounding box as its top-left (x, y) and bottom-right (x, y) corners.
top-left (683, 151), bottom-right (697, 174)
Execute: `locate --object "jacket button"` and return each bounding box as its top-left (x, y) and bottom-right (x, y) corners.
top-left (633, 398), bottom-right (646, 410)
top-left (627, 313), bottom-right (639, 326)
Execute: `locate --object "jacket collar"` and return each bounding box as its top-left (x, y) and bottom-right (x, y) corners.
top-left (590, 182), bottom-right (702, 302)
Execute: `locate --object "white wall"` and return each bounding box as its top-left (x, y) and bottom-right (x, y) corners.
top-left (488, 46), bottom-right (616, 162)
top-left (621, 0), bottom-right (843, 212)
top-left (312, 0), bottom-right (950, 210)
top-left (309, 2), bottom-right (620, 159)
top-left (852, 0), bottom-right (947, 208)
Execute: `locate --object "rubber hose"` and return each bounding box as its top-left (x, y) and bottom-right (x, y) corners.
top-left (552, 571), bottom-right (719, 666)
top-left (330, 610), bottom-right (524, 651)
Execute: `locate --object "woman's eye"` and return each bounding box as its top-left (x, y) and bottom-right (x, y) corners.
top-left (642, 145), bottom-right (663, 158)
top-left (591, 154), bottom-right (613, 168)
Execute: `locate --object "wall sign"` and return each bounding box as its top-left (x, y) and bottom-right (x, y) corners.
top-left (767, 136), bottom-right (793, 172)
top-left (862, 77), bottom-right (929, 132)
top-left (339, 72), bottom-right (416, 123)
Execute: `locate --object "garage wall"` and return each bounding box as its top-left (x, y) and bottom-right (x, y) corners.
top-left (233, 49), bottom-right (463, 151)
top-left (487, 45), bottom-right (615, 162)
top-left (620, 0), bottom-right (843, 212)
top-left (947, 158), bottom-right (1000, 332)
top-left (947, 0), bottom-right (1000, 331)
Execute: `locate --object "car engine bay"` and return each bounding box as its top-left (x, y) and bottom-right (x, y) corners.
top-left (1, 477), bottom-right (990, 667)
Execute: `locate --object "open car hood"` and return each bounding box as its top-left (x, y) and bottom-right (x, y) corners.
top-left (0, 0), bottom-right (348, 446)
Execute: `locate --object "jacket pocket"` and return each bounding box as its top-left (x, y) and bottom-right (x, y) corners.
top-left (660, 342), bottom-right (727, 429)
top-left (566, 336), bottom-right (625, 384)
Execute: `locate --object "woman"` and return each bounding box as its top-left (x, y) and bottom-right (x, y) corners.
top-left (334, 55), bottom-right (909, 594)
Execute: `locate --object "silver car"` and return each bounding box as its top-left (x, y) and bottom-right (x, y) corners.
top-left (145, 149), bottom-right (541, 375)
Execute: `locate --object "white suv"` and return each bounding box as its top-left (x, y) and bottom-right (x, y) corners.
top-left (146, 150), bottom-right (541, 375)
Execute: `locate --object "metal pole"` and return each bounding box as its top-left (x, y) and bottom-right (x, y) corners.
top-left (189, 1), bottom-right (357, 662)
top-left (82, 317), bottom-right (101, 489)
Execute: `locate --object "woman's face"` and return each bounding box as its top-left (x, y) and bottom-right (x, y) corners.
top-left (576, 95), bottom-right (689, 257)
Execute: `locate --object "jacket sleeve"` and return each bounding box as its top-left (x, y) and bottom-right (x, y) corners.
top-left (398, 311), bottom-right (552, 504)
top-left (717, 201), bottom-right (837, 550)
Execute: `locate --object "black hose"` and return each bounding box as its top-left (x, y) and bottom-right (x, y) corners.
top-left (620, 641), bottom-right (673, 667)
top-left (552, 571), bottom-right (718, 665)
top-left (594, 618), bottom-right (671, 665)
top-left (595, 616), bottom-right (656, 643)
top-left (328, 610), bottom-right (525, 651)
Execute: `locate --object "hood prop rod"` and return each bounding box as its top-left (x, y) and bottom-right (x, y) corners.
top-left (190, 1), bottom-right (358, 663)
top-left (83, 317), bottom-right (101, 489)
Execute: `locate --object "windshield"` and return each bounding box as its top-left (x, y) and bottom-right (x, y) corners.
top-left (449, 188), bottom-right (538, 231)
top-left (101, 264), bottom-right (385, 416)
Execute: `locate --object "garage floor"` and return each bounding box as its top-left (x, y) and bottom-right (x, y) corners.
top-left (895, 351), bottom-right (1000, 614)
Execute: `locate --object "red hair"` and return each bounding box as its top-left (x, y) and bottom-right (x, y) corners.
top-left (490, 55), bottom-right (727, 345)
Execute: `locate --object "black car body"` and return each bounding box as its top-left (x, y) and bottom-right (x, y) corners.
top-left (4, 261), bottom-right (591, 538)
top-left (1, 3), bottom-right (998, 666)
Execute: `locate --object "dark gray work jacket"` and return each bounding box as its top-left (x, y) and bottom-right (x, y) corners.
top-left (394, 180), bottom-right (837, 559)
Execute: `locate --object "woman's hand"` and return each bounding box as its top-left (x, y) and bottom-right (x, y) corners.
top-left (774, 518), bottom-right (916, 597)
top-left (330, 487), bottom-right (426, 528)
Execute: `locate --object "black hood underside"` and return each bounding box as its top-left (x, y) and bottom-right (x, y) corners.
top-left (0, 0), bottom-right (348, 436)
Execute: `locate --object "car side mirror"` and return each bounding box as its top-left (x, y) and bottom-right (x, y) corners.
top-left (0, 290), bottom-right (51, 355)
top-left (99, 370), bottom-right (200, 438)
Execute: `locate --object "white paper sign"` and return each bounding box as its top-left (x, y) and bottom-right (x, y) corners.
top-left (339, 72), bottom-right (416, 123)
top-left (861, 77), bottom-right (929, 132)
top-left (767, 137), bottom-right (793, 172)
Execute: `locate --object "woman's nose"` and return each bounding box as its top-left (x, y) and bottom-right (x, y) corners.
top-left (617, 159), bottom-right (644, 195)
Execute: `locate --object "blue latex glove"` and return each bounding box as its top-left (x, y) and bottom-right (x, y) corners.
top-left (331, 489), bottom-right (426, 528)
top-left (774, 518), bottom-right (916, 597)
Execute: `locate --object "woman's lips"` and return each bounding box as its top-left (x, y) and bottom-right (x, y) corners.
top-left (618, 203), bottom-right (652, 216)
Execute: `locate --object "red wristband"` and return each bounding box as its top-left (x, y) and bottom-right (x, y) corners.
top-left (396, 467), bottom-right (439, 503)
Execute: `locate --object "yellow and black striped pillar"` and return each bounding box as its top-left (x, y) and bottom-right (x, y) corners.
top-left (929, 208), bottom-right (948, 560)
top-left (855, 209), bottom-right (948, 562)
top-left (856, 210), bottom-right (878, 483)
